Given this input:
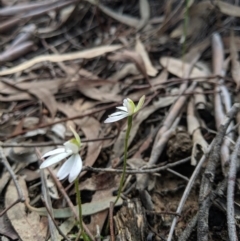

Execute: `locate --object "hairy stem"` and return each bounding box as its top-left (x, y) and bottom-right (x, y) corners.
top-left (115, 115), bottom-right (133, 205)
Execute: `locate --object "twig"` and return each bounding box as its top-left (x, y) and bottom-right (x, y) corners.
top-left (167, 142), bottom-right (213, 241)
top-left (178, 213), bottom-right (198, 241)
top-left (145, 210), bottom-right (181, 217)
top-left (0, 135), bottom-right (117, 147)
top-left (109, 201), bottom-right (115, 241)
top-left (0, 146), bottom-right (25, 216)
top-left (2, 102), bottom-right (118, 141)
top-left (36, 148), bottom-right (59, 241)
top-left (167, 168), bottom-right (189, 182)
top-left (227, 136), bottom-right (240, 241)
top-left (0, 199), bottom-right (23, 217)
top-left (82, 156), bottom-right (190, 174)
top-left (41, 196), bottom-right (71, 241)
top-left (212, 33), bottom-right (233, 175)
top-left (197, 103), bottom-right (240, 241)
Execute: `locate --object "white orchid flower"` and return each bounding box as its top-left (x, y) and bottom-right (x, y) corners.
top-left (40, 126), bottom-right (82, 183)
top-left (104, 95), bottom-right (145, 123)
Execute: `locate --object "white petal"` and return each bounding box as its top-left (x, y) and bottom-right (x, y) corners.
top-left (123, 99), bottom-right (128, 107)
top-left (116, 106), bottom-right (128, 112)
top-left (104, 112), bottom-right (129, 123)
top-left (64, 141), bottom-right (79, 154)
top-left (68, 154), bottom-right (82, 183)
top-left (57, 157), bottom-right (73, 180)
top-left (109, 111), bottom-right (128, 117)
top-left (40, 152), bottom-right (72, 169)
top-left (42, 148), bottom-right (65, 158)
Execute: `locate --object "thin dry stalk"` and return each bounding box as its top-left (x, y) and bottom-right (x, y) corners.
top-left (167, 142), bottom-right (213, 241)
top-left (0, 146), bottom-right (25, 216)
top-left (109, 201), bottom-right (115, 241)
top-left (178, 213), bottom-right (198, 241)
top-left (36, 148), bottom-right (59, 241)
top-left (227, 136), bottom-right (240, 241)
top-left (197, 103), bottom-right (240, 241)
top-left (212, 33), bottom-right (233, 173)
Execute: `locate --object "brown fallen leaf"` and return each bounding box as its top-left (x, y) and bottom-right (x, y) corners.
top-left (0, 214), bottom-right (19, 240)
top-left (137, 0), bottom-right (150, 30)
top-left (160, 57), bottom-right (209, 79)
top-left (0, 93), bottom-right (32, 101)
top-left (0, 41), bottom-right (36, 63)
top-left (86, 0), bottom-right (139, 28)
top-left (135, 37), bottom-right (158, 77)
top-left (230, 31), bottom-right (240, 90)
top-left (29, 88), bottom-right (57, 118)
top-left (78, 117), bottom-right (102, 176)
top-left (5, 176), bottom-right (47, 241)
top-left (0, 78), bottom-right (65, 95)
top-left (0, 0), bottom-right (76, 16)
top-left (109, 50), bottom-right (150, 85)
top-left (0, 45), bottom-right (123, 76)
top-left (187, 98), bottom-right (208, 166)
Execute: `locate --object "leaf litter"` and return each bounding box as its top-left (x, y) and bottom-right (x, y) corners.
top-left (1, 1), bottom-right (240, 241)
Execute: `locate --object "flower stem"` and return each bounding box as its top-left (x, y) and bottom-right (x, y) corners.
top-left (114, 115), bottom-right (133, 205)
top-left (74, 179), bottom-right (90, 241)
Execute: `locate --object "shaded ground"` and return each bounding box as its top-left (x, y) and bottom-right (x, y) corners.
top-left (0, 0), bottom-right (240, 240)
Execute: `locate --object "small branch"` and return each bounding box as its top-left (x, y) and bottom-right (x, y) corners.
top-left (2, 102), bottom-right (118, 141)
top-left (0, 146), bottom-right (25, 216)
top-left (227, 136), bottom-right (240, 241)
top-left (197, 103), bottom-right (240, 241)
top-left (109, 201), bottom-right (115, 241)
top-left (167, 142), bottom-right (213, 241)
top-left (0, 135), bottom-right (116, 148)
top-left (167, 168), bottom-right (189, 182)
top-left (178, 213), bottom-right (198, 241)
top-left (41, 196), bottom-right (71, 241)
top-left (82, 156), bottom-right (190, 174)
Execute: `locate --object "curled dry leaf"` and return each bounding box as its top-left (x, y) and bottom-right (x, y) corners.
top-left (160, 57), bottom-right (208, 79)
top-left (110, 63), bottom-right (140, 81)
top-left (194, 86), bottom-right (206, 110)
top-left (135, 37), bottom-right (158, 77)
top-left (187, 98), bottom-right (208, 165)
top-left (137, 0), bottom-right (150, 30)
top-left (78, 117), bottom-right (102, 176)
top-left (86, 0), bottom-right (139, 28)
top-left (5, 176), bottom-right (47, 241)
top-left (230, 31), bottom-right (240, 90)
top-left (0, 214), bottom-right (18, 240)
top-left (0, 41), bottom-right (36, 63)
top-left (0, 0), bottom-right (76, 16)
top-left (87, 188), bottom-right (120, 234)
top-left (0, 45), bottom-right (122, 76)
top-left (0, 78), bottom-right (65, 95)
top-left (109, 50), bottom-right (150, 84)
top-left (29, 88), bottom-right (57, 118)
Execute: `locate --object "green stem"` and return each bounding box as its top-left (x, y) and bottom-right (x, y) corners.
top-left (114, 115), bottom-right (133, 205)
top-left (74, 179), bottom-right (89, 241)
